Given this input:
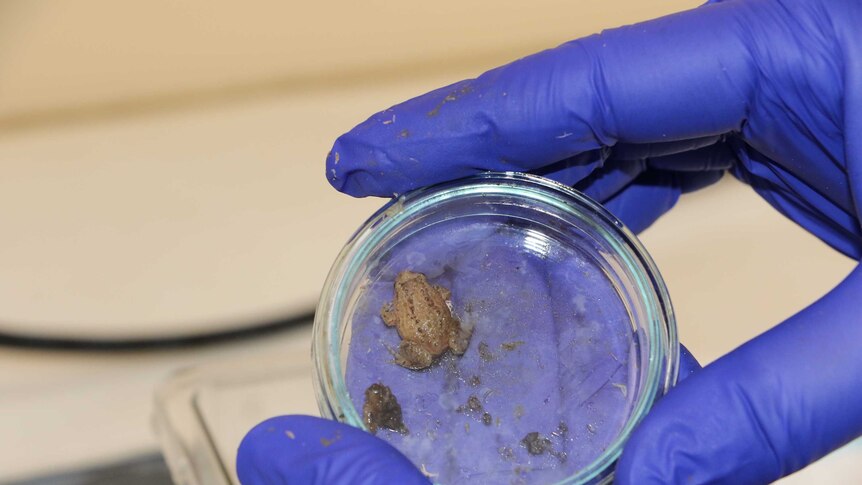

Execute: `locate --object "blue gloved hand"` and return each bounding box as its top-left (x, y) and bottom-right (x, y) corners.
top-left (239, 0), bottom-right (862, 482)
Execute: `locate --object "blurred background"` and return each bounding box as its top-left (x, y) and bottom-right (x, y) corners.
top-left (0, 1), bottom-right (858, 483)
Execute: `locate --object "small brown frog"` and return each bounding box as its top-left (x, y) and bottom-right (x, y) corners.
top-left (381, 271), bottom-right (472, 370)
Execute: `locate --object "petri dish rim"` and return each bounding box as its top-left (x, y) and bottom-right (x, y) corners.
top-left (313, 171), bottom-right (679, 484)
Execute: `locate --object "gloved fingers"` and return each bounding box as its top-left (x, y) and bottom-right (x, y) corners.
top-left (600, 170), bottom-right (724, 234)
top-left (616, 264), bottom-right (862, 484)
top-left (646, 141), bottom-right (736, 172)
top-left (529, 148), bottom-right (608, 187)
top-left (600, 171), bottom-right (679, 234)
top-left (327, 1), bottom-right (754, 197)
top-left (678, 168), bottom-right (725, 194)
top-left (567, 140), bottom-right (732, 204)
top-left (678, 343), bottom-right (702, 382)
top-left (570, 159), bottom-right (645, 203)
top-left (610, 135), bottom-right (723, 161)
top-left (237, 415), bottom-right (429, 485)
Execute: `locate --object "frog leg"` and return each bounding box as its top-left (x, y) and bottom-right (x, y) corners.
top-left (380, 302), bottom-right (397, 327)
top-left (449, 324), bottom-right (473, 355)
top-left (395, 340), bottom-right (435, 370)
top-left (433, 285), bottom-right (452, 301)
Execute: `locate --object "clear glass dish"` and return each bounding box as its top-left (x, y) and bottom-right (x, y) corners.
top-left (313, 172), bottom-right (678, 484)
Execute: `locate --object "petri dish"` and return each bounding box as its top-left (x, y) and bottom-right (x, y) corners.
top-left (313, 172), bottom-right (678, 484)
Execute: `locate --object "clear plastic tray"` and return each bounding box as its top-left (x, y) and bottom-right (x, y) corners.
top-left (153, 349), bottom-right (317, 485)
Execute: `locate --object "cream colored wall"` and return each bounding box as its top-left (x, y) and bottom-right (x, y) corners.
top-left (0, 0), bottom-right (699, 338)
top-left (0, 0), bottom-right (694, 126)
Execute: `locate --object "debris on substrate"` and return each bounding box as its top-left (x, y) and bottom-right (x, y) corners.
top-left (521, 431), bottom-right (568, 463)
top-left (345, 246), bottom-right (634, 484)
top-left (363, 383), bottom-right (408, 435)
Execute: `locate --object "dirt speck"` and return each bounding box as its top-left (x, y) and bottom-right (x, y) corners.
top-left (363, 383), bottom-right (408, 435)
top-left (482, 412), bottom-right (492, 425)
top-left (501, 340), bottom-right (525, 351)
top-left (499, 445), bottom-right (515, 461)
top-left (427, 83), bottom-right (473, 117)
top-left (319, 430), bottom-right (342, 447)
top-left (520, 431), bottom-right (566, 462)
top-left (555, 451), bottom-right (568, 463)
top-left (552, 421), bottom-right (568, 439)
top-left (514, 404), bottom-right (525, 419)
top-left (458, 394), bottom-right (482, 413)
top-left (399, 129), bottom-right (409, 138)
top-left (469, 375), bottom-right (481, 387)
top-left (521, 432), bottom-right (552, 455)
top-left (478, 341), bottom-right (494, 362)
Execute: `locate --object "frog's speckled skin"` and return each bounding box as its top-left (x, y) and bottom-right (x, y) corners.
top-left (381, 271), bottom-right (472, 369)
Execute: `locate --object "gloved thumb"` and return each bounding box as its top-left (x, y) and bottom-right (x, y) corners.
top-left (237, 415), bottom-right (428, 485)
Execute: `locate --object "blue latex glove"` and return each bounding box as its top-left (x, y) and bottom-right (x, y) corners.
top-left (239, 0), bottom-right (862, 482)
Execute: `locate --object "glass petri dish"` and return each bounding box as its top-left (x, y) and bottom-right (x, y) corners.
top-left (313, 172), bottom-right (678, 484)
